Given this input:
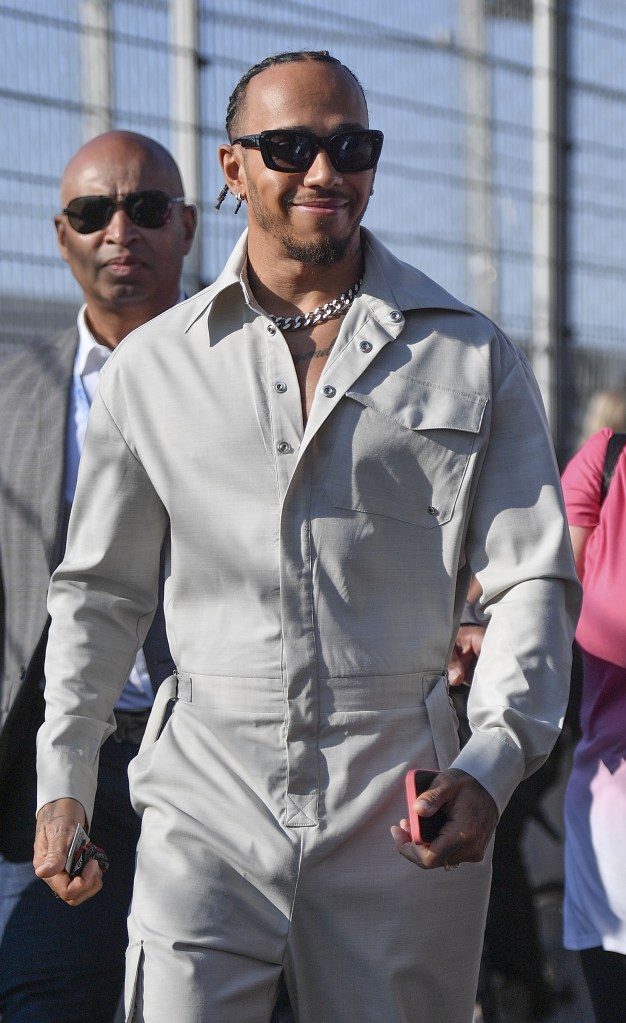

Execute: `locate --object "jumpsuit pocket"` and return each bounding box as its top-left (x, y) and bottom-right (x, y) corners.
top-left (128, 674), bottom-right (177, 816)
top-left (136, 673), bottom-right (177, 755)
top-left (323, 369), bottom-right (486, 527)
top-left (124, 941), bottom-right (144, 1022)
top-left (424, 673), bottom-right (461, 769)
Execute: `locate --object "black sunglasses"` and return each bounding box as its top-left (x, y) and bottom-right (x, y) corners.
top-left (230, 129), bottom-right (384, 174)
top-left (62, 190), bottom-right (185, 234)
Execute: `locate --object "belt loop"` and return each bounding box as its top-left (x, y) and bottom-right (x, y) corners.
top-left (175, 671), bottom-right (192, 703)
top-left (421, 671), bottom-right (446, 701)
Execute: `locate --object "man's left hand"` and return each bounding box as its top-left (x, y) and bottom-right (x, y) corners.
top-left (390, 768), bottom-right (497, 869)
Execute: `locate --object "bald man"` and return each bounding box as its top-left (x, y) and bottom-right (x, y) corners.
top-left (0, 131), bottom-right (196, 1023)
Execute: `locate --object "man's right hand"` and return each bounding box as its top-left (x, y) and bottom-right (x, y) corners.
top-left (448, 624), bottom-right (485, 685)
top-left (34, 797), bottom-right (104, 905)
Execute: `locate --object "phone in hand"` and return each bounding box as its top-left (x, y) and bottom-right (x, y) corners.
top-left (404, 769), bottom-right (448, 845)
top-left (64, 822), bottom-right (91, 878)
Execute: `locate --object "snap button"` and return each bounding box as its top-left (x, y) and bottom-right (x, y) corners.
top-left (427, 506), bottom-right (438, 516)
top-left (322, 385), bottom-right (336, 398)
top-left (267, 323), bottom-right (277, 335)
top-left (389, 310), bottom-right (403, 323)
top-left (274, 381), bottom-right (288, 393)
top-left (276, 440), bottom-right (292, 454)
top-left (359, 340), bottom-right (373, 353)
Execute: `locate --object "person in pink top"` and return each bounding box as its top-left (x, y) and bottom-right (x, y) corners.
top-left (561, 428), bottom-right (626, 1023)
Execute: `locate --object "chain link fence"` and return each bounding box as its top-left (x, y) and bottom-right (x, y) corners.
top-left (1, 0), bottom-right (625, 457)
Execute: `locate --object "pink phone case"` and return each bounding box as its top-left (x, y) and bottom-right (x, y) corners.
top-left (404, 769), bottom-right (446, 845)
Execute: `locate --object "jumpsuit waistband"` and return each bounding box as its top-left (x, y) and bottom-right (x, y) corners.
top-left (171, 669), bottom-right (447, 712)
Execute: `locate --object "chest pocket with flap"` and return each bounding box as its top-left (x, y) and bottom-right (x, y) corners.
top-left (323, 368), bottom-right (488, 528)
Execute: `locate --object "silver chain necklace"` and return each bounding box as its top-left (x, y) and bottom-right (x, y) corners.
top-left (271, 278), bottom-right (362, 332)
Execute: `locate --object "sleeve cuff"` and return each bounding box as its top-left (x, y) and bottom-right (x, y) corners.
top-left (450, 729), bottom-right (526, 817)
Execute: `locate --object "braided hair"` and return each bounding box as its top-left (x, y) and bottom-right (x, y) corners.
top-left (215, 50), bottom-right (367, 211)
top-left (225, 50), bottom-right (367, 141)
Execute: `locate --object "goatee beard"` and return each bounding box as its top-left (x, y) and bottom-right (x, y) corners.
top-left (281, 234), bottom-right (351, 266)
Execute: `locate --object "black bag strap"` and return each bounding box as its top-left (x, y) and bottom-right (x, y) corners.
top-left (600, 432), bottom-right (626, 505)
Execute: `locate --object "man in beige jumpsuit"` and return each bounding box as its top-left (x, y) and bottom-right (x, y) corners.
top-left (34, 51), bottom-right (581, 1023)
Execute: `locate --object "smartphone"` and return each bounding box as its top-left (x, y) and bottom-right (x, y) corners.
top-left (64, 822), bottom-right (91, 878)
top-left (404, 769), bottom-right (448, 845)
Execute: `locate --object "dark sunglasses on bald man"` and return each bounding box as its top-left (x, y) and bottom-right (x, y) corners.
top-left (230, 128), bottom-right (384, 174)
top-left (62, 190), bottom-right (185, 234)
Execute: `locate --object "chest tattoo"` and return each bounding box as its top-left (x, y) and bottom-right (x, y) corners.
top-left (291, 340), bottom-right (337, 366)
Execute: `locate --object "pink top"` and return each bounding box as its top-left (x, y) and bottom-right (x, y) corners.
top-left (562, 428), bottom-right (626, 775)
top-left (561, 430), bottom-right (626, 953)
top-left (561, 428), bottom-right (626, 668)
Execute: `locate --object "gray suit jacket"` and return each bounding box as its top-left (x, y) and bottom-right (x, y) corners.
top-left (0, 329), bottom-right (76, 771)
top-left (0, 328), bottom-right (172, 788)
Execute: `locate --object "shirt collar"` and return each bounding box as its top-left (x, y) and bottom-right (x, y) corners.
top-left (77, 288), bottom-right (188, 375)
top-left (76, 305), bottom-right (112, 379)
top-left (182, 228), bottom-right (473, 338)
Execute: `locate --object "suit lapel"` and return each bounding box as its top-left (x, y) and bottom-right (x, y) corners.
top-left (37, 328), bottom-right (79, 571)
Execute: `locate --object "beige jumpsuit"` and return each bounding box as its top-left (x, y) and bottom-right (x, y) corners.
top-left (38, 229), bottom-right (580, 1022)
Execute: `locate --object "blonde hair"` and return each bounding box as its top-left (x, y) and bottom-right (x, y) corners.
top-left (579, 388), bottom-right (626, 445)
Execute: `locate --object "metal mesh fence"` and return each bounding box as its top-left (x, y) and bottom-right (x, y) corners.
top-left (1, 0), bottom-right (626, 456)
